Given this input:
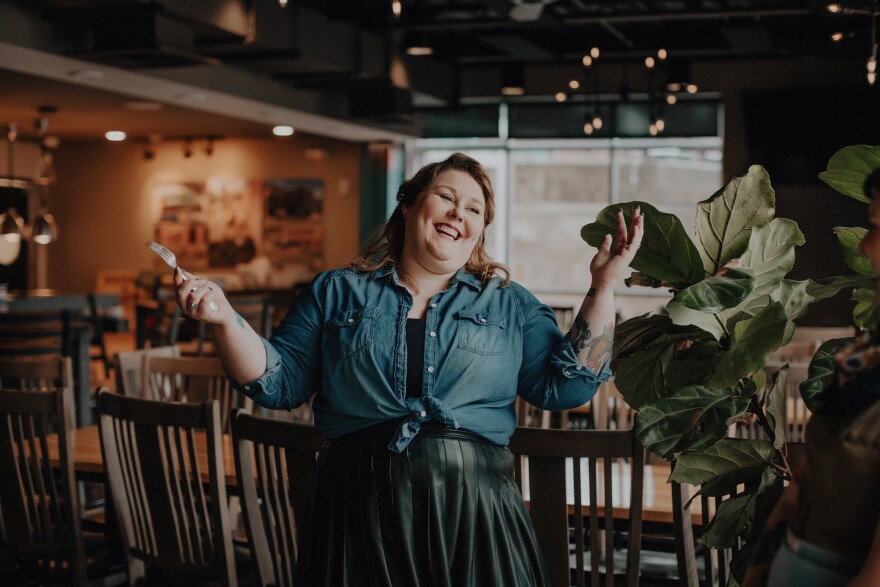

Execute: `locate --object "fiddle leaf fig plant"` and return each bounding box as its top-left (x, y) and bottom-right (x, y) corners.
top-left (820, 144), bottom-right (880, 329)
top-left (581, 162), bottom-right (873, 586)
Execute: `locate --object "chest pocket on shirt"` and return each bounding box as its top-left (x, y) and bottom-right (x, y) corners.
top-left (455, 311), bottom-right (506, 356)
top-left (327, 307), bottom-right (377, 360)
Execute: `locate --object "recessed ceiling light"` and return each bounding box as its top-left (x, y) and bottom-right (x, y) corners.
top-left (272, 125), bottom-right (294, 136)
top-left (105, 131), bottom-right (127, 142)
top-left (406, 46), bottom-right (434, 56)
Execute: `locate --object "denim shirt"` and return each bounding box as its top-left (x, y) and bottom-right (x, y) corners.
top-left (233, 265), bottom-right (610, 452)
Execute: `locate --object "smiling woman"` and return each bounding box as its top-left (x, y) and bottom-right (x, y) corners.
top-left (169, 151), bottom-right (643, 586)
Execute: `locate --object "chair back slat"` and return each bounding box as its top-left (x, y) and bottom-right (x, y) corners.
top-left (142, 355), bottom-right (251, 433)
top-left (98, 391), bottom-right (237, 585)
top-left (0, 387), bottom-right (86, 583)
top-left (114, 345), bottom-right (181, 399)
top-left (232, 410), bottom-right (323, 587)
top-left (508, 427), bottom-right (644, 587)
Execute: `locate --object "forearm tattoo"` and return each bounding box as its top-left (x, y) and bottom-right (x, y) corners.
top-left (235, 312), bottom-right (246, 329)
top-left (568, 314), bottom-right (614, 374)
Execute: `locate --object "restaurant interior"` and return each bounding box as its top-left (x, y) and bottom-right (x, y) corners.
top-left (1, 1), bottom-right (879, 586)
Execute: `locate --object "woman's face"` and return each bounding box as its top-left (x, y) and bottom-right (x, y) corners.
top-left (860, 197), bottom-right (880, 303)
top-left (401, 169), bottom-right (487, 279)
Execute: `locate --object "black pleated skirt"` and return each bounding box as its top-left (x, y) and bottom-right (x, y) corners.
top-left (294, 422), bottom-right (551, 587)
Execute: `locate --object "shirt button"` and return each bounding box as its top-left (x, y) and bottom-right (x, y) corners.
top-left (429, 331), bottom-right (436, 337)
top-left (427, 366), bottom-right (434, 373)
top-left (480, 318), bottom-right (487, 323)
top-left (576, 365), bottom-right (583, 370)
top-left (420, 410), bottom-right (427, 417)
top-left (430, 303), bottom-right (437, 308)
top-left (347, 318), bottom-right (354, 323)
top-left (244, 385), bottom-right (251, 391)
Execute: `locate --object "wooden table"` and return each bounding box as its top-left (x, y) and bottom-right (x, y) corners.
top-left (519, 457), bottom-right (702, 525)
top-left (63, 425), bottom-right (694, 523)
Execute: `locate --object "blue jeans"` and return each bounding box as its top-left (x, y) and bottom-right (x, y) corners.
top-left (768, 530), bottom-right (863, 587)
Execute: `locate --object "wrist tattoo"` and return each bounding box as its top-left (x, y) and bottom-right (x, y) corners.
top-left (587, 288), bottom-right (596, 297)
top-left (235, 312), bottom-right (246, 329)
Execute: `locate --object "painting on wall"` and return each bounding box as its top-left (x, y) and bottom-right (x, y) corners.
top-left (152, 177), bottom-right (323, 273)
top-left (261, 179), bottom-right (324, 267)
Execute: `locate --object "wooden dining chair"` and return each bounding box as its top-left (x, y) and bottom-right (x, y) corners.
top-left (142, 354), bottom-right (253, 433)
top-left (231, 410), bottom-right (324, 587)
top-left (97, 390), bottom-right (238, 586)
top-left (0, 355), bottom-right (74, 391)
top-left (672, 441), bottom-right (807, 587)
top-left (86, 293), bottom-right (112, 378)
top-left (0, 309), bottom-right (71, 358)
top-left (0, 386), bottom-right (120, 585)
top-left (113, 344), bottom-right (180, 398)
top-left (508, 426), bottom-right (646, 587)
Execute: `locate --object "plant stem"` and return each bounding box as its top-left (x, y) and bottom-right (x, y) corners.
top-left (713, 314), bottom-right (731, 338)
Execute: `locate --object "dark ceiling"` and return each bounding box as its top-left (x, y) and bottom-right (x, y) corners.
top-left (0, 0), bottom-right (874, 139)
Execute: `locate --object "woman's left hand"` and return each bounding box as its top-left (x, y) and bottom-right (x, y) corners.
top-left (589, 207), bottom-right (643, 290)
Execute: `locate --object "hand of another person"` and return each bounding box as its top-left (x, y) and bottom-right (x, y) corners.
top-left (589, 207), bottom-right (643, 290)
top-left (174, 268), bottom-right (234, 325)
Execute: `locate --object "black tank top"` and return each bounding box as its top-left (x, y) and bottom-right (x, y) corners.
top-left (406, 318), bottom-right (426, 398)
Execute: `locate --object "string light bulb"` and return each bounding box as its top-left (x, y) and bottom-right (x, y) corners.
top-left (868, 45), bottom-right (877, 85)
top-left (391, 0), bottom-right (401, 18)
top-left (592, 115), bottom-right (603, 130)
top-left (583, 122), bottom-right (594, 135)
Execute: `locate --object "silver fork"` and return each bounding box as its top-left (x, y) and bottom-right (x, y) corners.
top-left (145, 240), bottom-right (179, 270)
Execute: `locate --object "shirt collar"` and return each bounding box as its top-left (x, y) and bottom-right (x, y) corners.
top-left (368, 264), bottom-right (482, 290)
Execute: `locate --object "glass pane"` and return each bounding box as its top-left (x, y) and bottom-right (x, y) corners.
top-left (615, 147), bottom-right (723, 239)
top-left (508, 150), bottom-right (610, 292)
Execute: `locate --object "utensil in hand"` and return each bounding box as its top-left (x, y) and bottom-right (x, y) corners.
top-left (145, 241), bottom-right (178, 270)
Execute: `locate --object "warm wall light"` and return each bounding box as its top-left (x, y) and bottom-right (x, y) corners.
top-left (569, 80), bottom-right (580, 89)
top-left (0, 208), bottom-right (24, 243)
top-left (666, 94), bottom-right (677, 105)
top-left (29, 212), bottom-right (59, 244)
top-left (555, 92), bottom-right (567, 102)
top-left (273, 125), bottom-right (295, 136)
top-left (657, 48), bottom-right (668, 60)
top-left (105, 131), bottom-right (126, 141)
top-left (590, 47), bottom-right (600, 59)
top-left (582, 55), bottom-right (593, 67)
top-left (645, 56), bottom-right (655, 69)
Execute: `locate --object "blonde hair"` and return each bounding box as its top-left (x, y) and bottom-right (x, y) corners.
top-left (352, 152), bottom-right (509, 288)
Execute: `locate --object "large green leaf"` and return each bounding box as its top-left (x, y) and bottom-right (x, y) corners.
top-left (771, 275), bottom-right (875, 322)
top-left (673, 268), bottom-right (756, 314)
top-left (695, 165), bottom-right (775, 275)
top-left (765, 366), bottom-right (788, 450)
top-left (740, 219), bottom-right (805, 297)
top-left (635, 385), bottom-right (753, 458)
top-left (667, 300), bottom-right (729, 341)
top-left (853, 287), bottom-right (880, 329)
top-left (611, 315), bottom-right (718, 408)
top-left (708, 302), bottom-right (788, 388)
top-left (701, 493), bottom-right (753, 549)
top-left (671, 438), bottom-right (775, 488)
top-left (800, 337), bottom-right (854, 412)
top-left (664, 338), bottom-right (720, 391)
top-left (581, 201), bottom-right (704, 290)
top-left (834, 227), bottom-right (872, 275)
top-left (818, 144), bottom-right (880, 203)
top-left (667, 220), bottom-right (803, 340)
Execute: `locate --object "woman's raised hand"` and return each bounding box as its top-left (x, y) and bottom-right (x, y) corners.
top-left (589, 207), bottom-right (643, 290)
top-left (174, 268), bottom-right (234, 325)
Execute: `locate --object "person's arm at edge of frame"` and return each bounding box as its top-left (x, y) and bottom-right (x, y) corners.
top-left (848, 520), bottom-right (880, 587)
top-left (742, 451), bottom-right (809, 587)
top-left (568, 208), bottom-right (643, 373)
top-left (174, 267), bottom-right (267, 385)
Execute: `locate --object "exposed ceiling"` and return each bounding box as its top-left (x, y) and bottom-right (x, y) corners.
top-left (0, 0), bottom-right (873, 142)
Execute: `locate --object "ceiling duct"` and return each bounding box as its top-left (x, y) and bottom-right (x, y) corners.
top-left (62, 5), bottom-right (220, 69)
